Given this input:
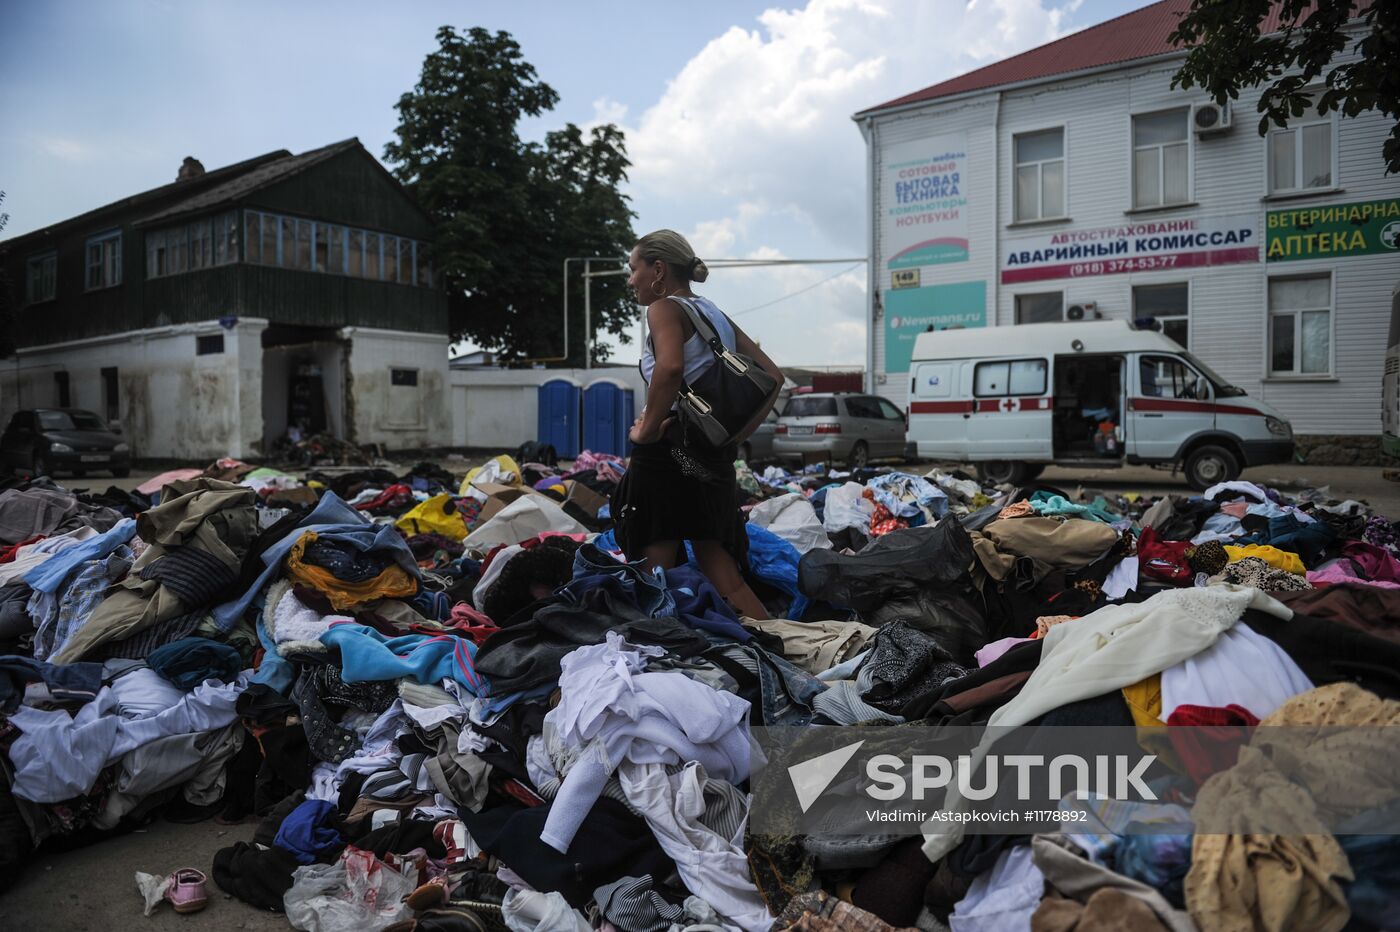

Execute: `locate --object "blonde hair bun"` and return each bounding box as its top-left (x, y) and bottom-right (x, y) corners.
top-left (636, 229), bottom-right (708, 284)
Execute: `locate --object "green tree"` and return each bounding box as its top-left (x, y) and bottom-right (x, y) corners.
top-left (385, 26), bottom-right (636, 365)
top-left (1170, 0), bottom-right (1400, 173)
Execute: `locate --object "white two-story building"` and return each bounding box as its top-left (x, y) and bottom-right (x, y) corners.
top-left (855, 0), bottom-right (1400, 461)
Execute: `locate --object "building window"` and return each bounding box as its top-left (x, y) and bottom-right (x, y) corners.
top-left (262, 213), bottom-right (279, 264)
top-left (390, 368), bottom-right (419, 387)
top-left (238, 209), bottom-right (429, 286)
top-left (190, 219), bottom-right (212, 270)
top-left (196, 334), bottom-right (225, 355)
top-left (1015, 292), bottom-right (1064, 324)
top-left (25, 253), bottom-right (56, 304)
top-left (1013, 128), bottom-right (1065, 222)
top-left (148, 211), bottom-right (238, 278)
top-left (214, 211), bottom-right (238, 265)
top-left (1133, 282), bottom-right (1190, 348)
top-left (85, 230), bottom-right (122, 290)
top-left (348, 228), bottom-right (364, 277)
top-left (364, 231), bottom-right (382, 280)
top-left (1269, 274), bottom-right (1331, 376)
top-left (1268, 104), bottom-right (1333, 193)
top-left (383, 235), bottom-right (399, 284)
top-left (245, 212), bottom-right (262, 264)
top-left (1132, 108), bottom-right (1190, 208)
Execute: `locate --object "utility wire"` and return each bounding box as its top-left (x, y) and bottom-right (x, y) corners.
top-left (729, 262), bottom-right (865, 317)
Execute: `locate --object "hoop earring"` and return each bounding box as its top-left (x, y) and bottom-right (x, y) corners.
top-left (651, 279), bottom-right (666, 297)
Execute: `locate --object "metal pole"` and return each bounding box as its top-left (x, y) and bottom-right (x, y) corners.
top-left (583, 259), bottom-right (592, 370)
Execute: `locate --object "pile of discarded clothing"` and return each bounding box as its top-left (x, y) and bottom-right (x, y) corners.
top-left (0, 452), bottom-right (1397, 932)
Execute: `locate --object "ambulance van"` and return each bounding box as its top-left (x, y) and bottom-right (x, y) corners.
top-left (905, 320), bottom-right (1294, 490)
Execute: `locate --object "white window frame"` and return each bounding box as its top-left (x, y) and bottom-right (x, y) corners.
top-left (85, 230), bottom-right (122, 291)
top-left (1266, 98), bottom-right (1337, 195)
top-left (25, 252), bottom-right (57, 304)
top-left (1132, 280), bottom-right (1191, 350)
top-left (1014, 290), bottom-right (1065, 324)
top-left (1267, 272), bottom-right (1334, 378)
top-left (1130, 107), bottom-right (1192, 209)
top-left (1012, 125), bottom-right (1067, 223)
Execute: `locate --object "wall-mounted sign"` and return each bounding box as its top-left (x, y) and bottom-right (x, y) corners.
top-left (1001, 214), bottom-right (1260, 284)
top-left (891, 269), bottom-right (920, 289)
top-left (882, 134), bottom-right (970, 269)
top-left (1267, 198), bottom-right (1400, 261)
top-left (884, 281), bottom-right (986, 373)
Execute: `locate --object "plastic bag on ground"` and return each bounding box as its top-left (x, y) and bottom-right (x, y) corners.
top-left (748, 493), bottom-right (832, 555)
top-left (463, 496), bottom-right (588, 552)
top-left (283, 848), bottom-right (415, 932)
top-left (459, 455), bottom-right (523, 497)
top-left (745, 523), bottom-right (810, 620)
top-left (822, 482), bottom-right (874, 535)
top-left (798, 521), bottom-right (975, 614)
top-left (394, 494), bottom-right (469, 540)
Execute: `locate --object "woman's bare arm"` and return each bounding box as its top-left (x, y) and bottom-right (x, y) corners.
top-left (632, 299), bottom-right (686, 442)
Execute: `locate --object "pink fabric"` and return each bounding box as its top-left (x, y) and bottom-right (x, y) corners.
top-left (975, 636), bottom-right (1036, 668)
top-left (445, 603), bottom-right (498, 646)
top-left (136, 468), bottom-right (204, 496)
top-left (1219, 502), bottom-right (1250, 519)
top-left (1307, 562), bottom-right (1400, 590)
top-left (567, 451), bottom-right (626, 484)
top-left (1340, 540), bottom-right (1400, 584)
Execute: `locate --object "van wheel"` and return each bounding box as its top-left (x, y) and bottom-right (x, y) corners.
top-left (977, 461), bottom-right (1029, 485)
top-left (1185, 445), bottom-right (1239, 491)
top-left (847, 441), bottom-right (869, 469)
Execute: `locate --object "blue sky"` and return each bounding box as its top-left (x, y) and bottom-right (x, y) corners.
top-left (1, 0), bottom-right (1144, 365)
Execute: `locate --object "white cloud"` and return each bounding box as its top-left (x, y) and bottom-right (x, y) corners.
top-left (606, 0), bottom-right (1077, 369)
top-left (33, 134), bottom-right (94, 163)
top-left (587, 96), bottom-right (629, 129)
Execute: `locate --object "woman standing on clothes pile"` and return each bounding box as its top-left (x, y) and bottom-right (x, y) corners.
top-left (616, 229), bottom-right (783, 620)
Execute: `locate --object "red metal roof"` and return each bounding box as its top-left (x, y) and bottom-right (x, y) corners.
top-left (858, 0), bottom-right (1289, 116)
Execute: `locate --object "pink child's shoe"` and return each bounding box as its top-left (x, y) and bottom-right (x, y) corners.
top-left (166, 868), bottom-right (209, 914)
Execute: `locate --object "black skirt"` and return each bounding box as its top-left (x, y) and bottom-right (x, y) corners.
top-left (612, 423), bottom-right (749, 564)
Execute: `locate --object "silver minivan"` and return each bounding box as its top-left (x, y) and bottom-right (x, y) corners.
top-left (774, 393), bottom-right (908, 468)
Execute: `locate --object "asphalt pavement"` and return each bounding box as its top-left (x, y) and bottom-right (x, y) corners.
top-left (56, 458), bottom-right (1400, 517)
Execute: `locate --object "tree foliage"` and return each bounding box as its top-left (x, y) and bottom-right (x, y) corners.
top-left (385, 26), bottom-right (636, 365)
top-left (1170, 0), bottom-right (1400, 173)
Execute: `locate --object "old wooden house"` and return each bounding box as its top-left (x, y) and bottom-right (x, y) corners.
top-left (0, 139), bottom-right (450, 459)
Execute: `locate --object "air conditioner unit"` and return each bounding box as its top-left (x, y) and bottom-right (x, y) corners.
top-left (1066, 302), bottom-right (1100, 321)
top-left (1193, 102), bottom-right (1231, 134)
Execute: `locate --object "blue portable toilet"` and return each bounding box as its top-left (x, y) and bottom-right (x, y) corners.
top-left (537, 379), bottom-right (581, 459)
top-left (583, 380), bottom-right (635, 457)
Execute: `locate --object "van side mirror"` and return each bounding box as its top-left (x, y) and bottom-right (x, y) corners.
top-left (1194, 377), bottom-right (1210, 400)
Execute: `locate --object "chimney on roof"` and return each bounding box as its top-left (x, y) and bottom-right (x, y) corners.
top-left (177, 157), bottom-right (206, 182)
